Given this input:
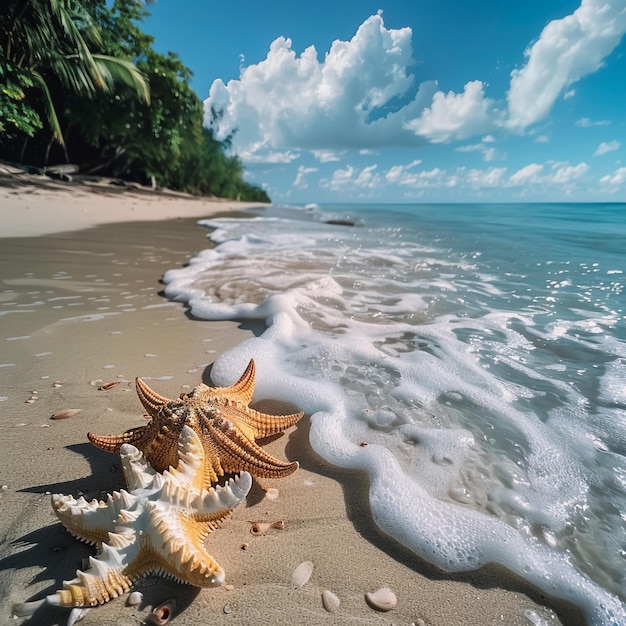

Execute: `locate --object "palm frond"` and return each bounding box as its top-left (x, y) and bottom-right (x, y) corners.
top-left (30, 70), bottom-right (64, 144)
top-left (93, 54), bottom-right (150, 103)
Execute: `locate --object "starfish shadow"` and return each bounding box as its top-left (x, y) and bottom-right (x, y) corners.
top-left (19, 442), bottom-right (125, 499)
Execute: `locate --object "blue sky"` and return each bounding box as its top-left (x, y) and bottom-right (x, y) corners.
top-left (143, 1), bottom-right (626, 203)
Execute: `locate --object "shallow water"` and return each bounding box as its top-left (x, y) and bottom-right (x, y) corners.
top-left (163, 202), bottom-right (626, 624)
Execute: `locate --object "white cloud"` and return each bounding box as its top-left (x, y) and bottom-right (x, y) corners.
top-left (455, 139), bottom-right (501, 161)
top-left (293, 166), bottom-right (318, 189)
top-left (312, 150), bottom-right (341, 163)
top-left (535, 135), bottom-right (550, 143)
top-left (600, 167), bottom-right (626, 185)
top-left (545, 162), bottom-right (589, 184)
top-left (509, 163), bottom-right (544, 186)
top-left (507, 0), bottom-right (626, 130)
top-left (324, 164), bottom-right (381, 191)
top-left (594, 140), bottom-right (620, 156)
top-left (575, 117), bottom-right (611, 127)
top-left (467, 167), bottom-right (507, 188)
top-left (206, 4), bottom-right (625, 167)
top-left (405, 80), bottom-right (500, 142)
top-left (205, 15), bottom-right (443, 156)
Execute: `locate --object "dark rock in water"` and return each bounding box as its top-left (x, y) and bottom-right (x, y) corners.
top-left (325, 219), bottom-right (356, 227)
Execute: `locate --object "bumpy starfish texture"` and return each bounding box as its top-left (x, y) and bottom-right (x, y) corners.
top-left (47, 426), bottom-right (252, 608)
top-left (88, 359), bottom-right (303, 485)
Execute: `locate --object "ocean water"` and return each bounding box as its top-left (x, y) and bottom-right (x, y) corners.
top-left (163, 202), bottom-right (626, 625)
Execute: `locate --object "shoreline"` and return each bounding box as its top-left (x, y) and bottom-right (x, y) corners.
top-left (0, 182), bottom-right (583, 625)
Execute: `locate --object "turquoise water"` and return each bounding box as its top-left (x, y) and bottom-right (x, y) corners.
top-left (163, 203), bottom-right (626, 624)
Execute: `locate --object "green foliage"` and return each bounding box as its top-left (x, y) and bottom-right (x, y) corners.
top-left (0, 0), bottom-right (268, 202)
top-left (0, 0), bottom-right (148, 143)
top-left (0, 60), bottom-right (43, 140)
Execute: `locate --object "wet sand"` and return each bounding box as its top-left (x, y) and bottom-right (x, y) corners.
top-left (0, 178), bottom-right (583, 625)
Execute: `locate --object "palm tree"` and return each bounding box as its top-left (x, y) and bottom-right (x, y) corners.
top-left (1, 0), bottom-right (149, 145)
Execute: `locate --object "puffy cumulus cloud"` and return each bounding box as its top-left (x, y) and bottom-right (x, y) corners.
top-left (405, 81), bottom-right (501, 143)
top-left (545, 162), bottom-right (589, 184)
top-left (323, 164), bottom-right (381, 191)
top-left (206, 14), bottom-right (442, 159)
top-left (467, 167), bottom-right (507, 189)
top-left (321, 159), bottom-right (595, 195)
top-left (508, 163), bottom-right (544, 186)
top-left (600, 167), bottom-right (626, 185)
top-left (206, 5), bottom-right (625, 161)
top-left (594, 140), bottom-right (620, 156)
top-left (507, 0), bottom-right (626, 130)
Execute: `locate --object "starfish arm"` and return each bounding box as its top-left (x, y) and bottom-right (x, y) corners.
top-left (209, 419), bottom-right (299, 478)
top-left (192, 359), bottom-right (256, 406)
top-left (51, 492), bottom-right (131, 546)
top-left (87, 425), bottom-right (148, 454)
top-left (135, 377), bottom-right (171, 417)
top-left (233, 405), bottom-right (304, 439)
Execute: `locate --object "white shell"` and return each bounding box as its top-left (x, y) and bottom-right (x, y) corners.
top-left (365, 587), bottom-right (397, 612)
top-left (265, 487), bottom-right (279, 500)
top-left (321, 589), bottom-right (340, 613)
top-left (127, 591), bottom-right (143, 607)
top-left (291, 560), bottom-right (313, 588)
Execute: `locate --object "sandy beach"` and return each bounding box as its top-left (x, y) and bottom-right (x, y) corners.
top-left (0, 174), bottom-right (583, 625)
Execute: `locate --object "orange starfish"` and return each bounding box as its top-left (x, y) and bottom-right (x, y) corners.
top-left (88, 360), bottom-right (303, 485)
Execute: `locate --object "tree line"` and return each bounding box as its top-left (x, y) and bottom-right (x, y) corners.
top-left (0, 0), bottom-right (270, 202)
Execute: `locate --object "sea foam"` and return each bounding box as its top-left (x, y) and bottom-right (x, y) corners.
top-left (163, 204), bottom-right (626, 624)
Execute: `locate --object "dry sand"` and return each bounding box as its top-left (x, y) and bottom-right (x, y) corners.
top-left (0, 174), bottom-right (583, 625)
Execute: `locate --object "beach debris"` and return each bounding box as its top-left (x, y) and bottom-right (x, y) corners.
top-left (249, 520), bottom-right (284, 536)
top-left (222, 583), bottom-right (235, 591)
top-left (89, 379), bottom-right (104, 388)
top-left (15, 427), bottom-right (251, 614)
top-left (321, 589), bottom-right (340, 613)
top-left (50, 409), bottom-right (82, 420)
top-left (87, 359), bottom-right (304, 486)
top-left (98, 381), bottom-right (121, 391)
top-left (146, 598), bottom-right (176, 625)
top-left (365, 587), bottom-right (397, 612)
top-left (25, 390), bottom-right (38, 404)
top-left (126, 591), bottom-right (143, 607)
top-left (264, 487), bottom-right (279, 500)
top-left (291, 560), bottom-right (314, 588)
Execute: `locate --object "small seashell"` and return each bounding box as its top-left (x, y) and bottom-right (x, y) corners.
top-left (223, 604), bottom-right (233, 614)
top-left (50, 409), bottom-right (81, 420)
top-left (264, 487), bottom-right (279, 500)
top-left (25, 398), bottom-right (36, 404)
top-left (249, 520), bottom-right (284, 536)
top-left (98, 381), bottom-right (120, 391)
top-left (365, 587), bottom-right (397, 612)
top-left (291, 560), bottom-right (313, 588)
top-left (321, 589), bottom-right (340, 613)
top-left (52, 381), bottom-right (63, 388)
top-left (89, 379), bottom-right (104, 388)
top-left (222, 584), bottom-right (234, 591)
top-left (240, 542), bottom-right (249, 550)
top-left (146, 598), bottom-right (176, 625)
top-left (127, 590), bottom-right (143, 607)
